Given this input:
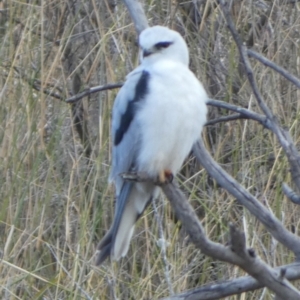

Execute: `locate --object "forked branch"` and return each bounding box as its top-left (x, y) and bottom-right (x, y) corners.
top-left (120, 171), bottom-right (300, 299)
top-left (193, 140), bottom-right (300, 258)
top-left (161, 181), bottom-right (300, 299)
top-left (219, 0), bottom-right (300, 192)
top-left (163, 262), bottom-right (300, 300)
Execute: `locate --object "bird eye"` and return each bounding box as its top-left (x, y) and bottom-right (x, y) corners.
top-left (155, 41), bottom-right (173, 49)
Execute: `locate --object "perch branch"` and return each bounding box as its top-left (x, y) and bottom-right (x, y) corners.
top-left (160, 181), bottom-right (300, 299)
top-left (120, 172), bottom-right (300, 298)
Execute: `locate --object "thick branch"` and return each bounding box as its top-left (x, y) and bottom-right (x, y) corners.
top-left (193, 139), bottom-right (300, 259)
top-left (120, 172), bottom-right (300, 298)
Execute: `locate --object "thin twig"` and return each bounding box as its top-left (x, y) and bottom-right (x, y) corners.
top-left (6, 65), bottom-right (65, 100)
top-left (247, 49), bottom-right (300, 89)
top-left (207, 99), bottom-right (271, 129)
top-left (206, 113), bottom-right (247, 126)
top-left (65, 83), bottom-right (123, 103)
top-left (31, 81), bottom-right (64, 100)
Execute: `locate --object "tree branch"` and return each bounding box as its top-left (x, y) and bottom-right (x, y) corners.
top-left (162, 262), bottom-right (300, 300)
top-left (219, 0), bottom-right (300, 193)
top-left (282, 183), bottom-right (300, 205)
top-left (193, 139), bottom-right (300, 259)
top-left (65, 83), bottom-right (123, 103)
top-left (205, 113), bottom-right (245, 126)
top-left (207, 99), bottom-right (271, 129)
top-left (247, 49), bottom-right (300, 89)
top-left (120, 171), bottom-right (300, 298)
top-left (161, 181), bottom-right (300, 299)
top-left (122, 0), bottom-right (149, 34)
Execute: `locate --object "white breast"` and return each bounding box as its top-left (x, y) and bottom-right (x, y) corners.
top-left (136, 60), bottom-right (208, 177)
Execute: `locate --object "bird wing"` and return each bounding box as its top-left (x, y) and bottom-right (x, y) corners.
top-left (110, 67), bottom-right (149, 192)
top-left (96, 67), bottom-right (157, 264)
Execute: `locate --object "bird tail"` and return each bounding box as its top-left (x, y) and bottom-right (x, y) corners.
top-left (96, 182), bottom-right (155, 265)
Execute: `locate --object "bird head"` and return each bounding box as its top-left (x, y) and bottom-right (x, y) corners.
top-left (139, 26), bottom-right (189, 66)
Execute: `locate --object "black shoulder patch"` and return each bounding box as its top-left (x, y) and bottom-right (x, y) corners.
top-left (114, 71), bottom-right (150, 146)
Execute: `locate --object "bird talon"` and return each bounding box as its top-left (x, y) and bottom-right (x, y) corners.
top-left (157, 170), bottom-right (173, 184)
top-left (166, 172), bottom-right (174, 183)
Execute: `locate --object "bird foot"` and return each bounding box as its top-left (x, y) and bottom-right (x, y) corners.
top-left (120, 171), bottom-right (173, 185)
top-left (157, 170), bottom-right (174, 185)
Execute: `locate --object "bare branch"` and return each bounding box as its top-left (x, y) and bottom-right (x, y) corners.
top-left (193, 139), bottom-right (300, 259)
top-left (219, 0), bottom-right (300, 193)
top-left (162, 263), bottom-right (300, 300)
top-left (205, 113), bottom-right (245, 126)
top-left (97, 3), bottom-right (300, 298)
top-left (161, 182), bottom-right (300, 299)
top-left (282, 183), bottom-right (300, 205)
top-left (122, 0), bottom-right (149, 34)
top-left (120, 171), bottom-right (300, 297)
top-left (247, 49), bottom-right (300, 89)
top-left (66, 92), bottom-right (271, 129)
top-left (65, 83), bottom-right (123, 103)
top-left (218, 1), bottom-right (275, 121)
top-left (207, 99), bottom-right (271, 129)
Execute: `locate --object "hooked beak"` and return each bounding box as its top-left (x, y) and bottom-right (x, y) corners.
top-left (143, 49), bottom-right (152, 58)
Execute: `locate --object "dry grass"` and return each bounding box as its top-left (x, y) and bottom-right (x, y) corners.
top-left (0, 0), bottom-right (300, 299)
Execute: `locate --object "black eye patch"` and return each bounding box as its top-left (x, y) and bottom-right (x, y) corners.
top-left (155, 41), bottom-right (173, 49)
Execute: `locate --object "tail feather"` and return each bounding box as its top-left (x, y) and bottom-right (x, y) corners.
top-left (96, 182), bottom-right (158, 265)
top-left (95, 231), bottom-right (113, 265)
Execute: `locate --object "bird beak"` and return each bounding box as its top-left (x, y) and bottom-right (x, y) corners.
top-left (143, 49), bottom-right (152, 58)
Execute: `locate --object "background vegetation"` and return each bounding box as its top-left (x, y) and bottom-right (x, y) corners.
top-left (0, 0), bottom-right (300, 299)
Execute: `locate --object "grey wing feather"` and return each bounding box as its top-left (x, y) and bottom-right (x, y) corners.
top-left (109, 68), bottom-right (144, 193)
top-left (96, 68), bottom-right (152, 265)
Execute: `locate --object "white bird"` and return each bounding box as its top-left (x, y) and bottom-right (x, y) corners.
top-left (96, 26), bottom-right (208, 265)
